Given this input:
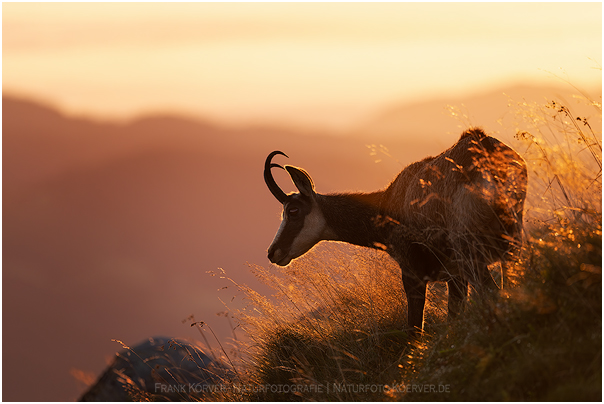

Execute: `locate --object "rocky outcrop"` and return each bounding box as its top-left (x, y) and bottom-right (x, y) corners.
top-left (80, 336), bottom-right (231, 401)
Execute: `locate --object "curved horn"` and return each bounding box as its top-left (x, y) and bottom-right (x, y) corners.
top-left (264, 151), bottom-right (289, 203)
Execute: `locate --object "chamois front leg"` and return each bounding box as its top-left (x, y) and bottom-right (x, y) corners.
top-left (401, 271), bottom-right (427, 333)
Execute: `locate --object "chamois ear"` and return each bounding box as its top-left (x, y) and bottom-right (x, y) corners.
top-left (285, 165), bottom-right (315, 197)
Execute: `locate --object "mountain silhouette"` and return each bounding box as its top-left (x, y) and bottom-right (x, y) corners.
top-left (3, 83), bottom-right (600, 401)
top-left (3, 95), bottom-right (400, 401)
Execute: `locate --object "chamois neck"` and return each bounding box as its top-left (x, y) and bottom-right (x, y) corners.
top-left (317, 191), bottom-right (395, 249)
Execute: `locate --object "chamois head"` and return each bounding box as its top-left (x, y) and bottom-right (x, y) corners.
top-left (264, 151), bottom-right (330, 266)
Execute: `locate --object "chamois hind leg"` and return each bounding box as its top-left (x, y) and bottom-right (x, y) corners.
top-left (500, 247), bottom-right (521, 289)
top-left (500, 224), bottom-right (525, 289)
top-left (475, 261), bottom-right (499, 292)
top-left (456, 241), bottom-right (499, 294)
top-left (447, 277), bottom-right (468, 320)
top-left (401, 271), bottom-right (427, 333)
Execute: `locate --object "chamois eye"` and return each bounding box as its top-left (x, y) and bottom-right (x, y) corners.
top-left (287, 207), bottom-right (300, 217)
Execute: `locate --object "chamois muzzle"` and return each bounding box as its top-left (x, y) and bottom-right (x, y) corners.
top-left (264, 151), bottom-right (289, 203)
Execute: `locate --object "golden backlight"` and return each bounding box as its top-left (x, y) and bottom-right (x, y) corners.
top-left (2, 3), bottom-right (602, 401)
top-left (3, 2), bottom-right (601, 131)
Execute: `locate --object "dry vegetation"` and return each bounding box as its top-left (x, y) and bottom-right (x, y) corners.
top-left (125, 90), bottom-right (602, 401)
top-left (208, 91), bottom-right (601, 402)
top-left (228, 91), bottom-right (601, 402)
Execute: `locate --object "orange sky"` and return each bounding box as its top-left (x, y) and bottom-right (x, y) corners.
top-left (3, 2), bottom-right (602, 132)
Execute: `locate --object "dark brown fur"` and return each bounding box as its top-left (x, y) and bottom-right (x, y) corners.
top-left (266, 128), bottom-right (528, 332)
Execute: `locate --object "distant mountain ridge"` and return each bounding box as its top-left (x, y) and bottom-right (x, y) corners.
top-left (2, 83), bottom-right (600, 401)
top-left (2, 94), bottom-right (403, 401)
top-left (6, 83), bottom-right (599, 202)
top-left (354, 83), bottom-right (601, 143)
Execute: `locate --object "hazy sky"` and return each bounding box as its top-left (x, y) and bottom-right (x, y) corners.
top-left (3, 2), bottom-right (602, 131)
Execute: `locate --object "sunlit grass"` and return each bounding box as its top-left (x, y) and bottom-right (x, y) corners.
top-left (222, 89), bottom-right (600, 401)
top-left (116, 88), bottom-right (601, 401)
top-left (401, 90), bottom-right (602, 401)
top-left (233, 244), bottom-right (412, 400)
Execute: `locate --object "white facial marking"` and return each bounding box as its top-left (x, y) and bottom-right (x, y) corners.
top-left (271, 218), bottom-right (287, 246)
top-left (269, 219), bottom-right (289, 264)
top-left (288, 201), bottom-right (327, 259)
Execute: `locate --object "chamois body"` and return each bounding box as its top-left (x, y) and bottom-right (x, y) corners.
top-left (264, 128), bottom-right (527, 331)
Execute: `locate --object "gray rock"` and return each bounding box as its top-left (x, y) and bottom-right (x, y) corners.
top-left (80, 336), bottom-right (231, 401)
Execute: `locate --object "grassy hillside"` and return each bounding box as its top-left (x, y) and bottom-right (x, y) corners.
top-left (130, 91), bottom-right (601, 401)
top-left (222, 91), bottom-right (602, 401)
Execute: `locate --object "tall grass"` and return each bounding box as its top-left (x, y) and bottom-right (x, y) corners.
top-left (233, 244), bottom-right (415, 400)
top-left (211, 91), bottom-right (602, 401)
top-left (132, 90), bottom-right (600, 402)
top-left (396, 91), bottom-right (602, 400)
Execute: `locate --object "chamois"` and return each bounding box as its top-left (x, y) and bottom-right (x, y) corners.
top-left (264, 128), bottom-right (527, 332)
